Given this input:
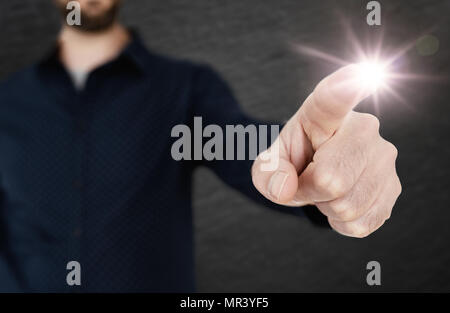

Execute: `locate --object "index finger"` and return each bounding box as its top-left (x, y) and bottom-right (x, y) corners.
top-left (298, 64), bottom-right (375, 149)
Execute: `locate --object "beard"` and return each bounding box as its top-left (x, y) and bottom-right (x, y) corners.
top-left (59, 0), bottom-right (120, 33)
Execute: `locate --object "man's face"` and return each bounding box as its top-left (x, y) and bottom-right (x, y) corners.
top-left (56, 0), bottom-right (121, 32)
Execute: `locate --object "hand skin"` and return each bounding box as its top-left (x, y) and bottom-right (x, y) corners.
top-left (252, 64), bottom-right (402, 238)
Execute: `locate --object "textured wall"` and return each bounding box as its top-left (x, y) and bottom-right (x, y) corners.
top-left (0, 0), bottom-right (449, 292)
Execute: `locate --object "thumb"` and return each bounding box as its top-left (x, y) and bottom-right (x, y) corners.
top-left (252, 130), bottom-right (312, 205)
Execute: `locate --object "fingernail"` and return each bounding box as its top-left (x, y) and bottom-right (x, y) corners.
top-left (268, 171), bottom-right (289, 201)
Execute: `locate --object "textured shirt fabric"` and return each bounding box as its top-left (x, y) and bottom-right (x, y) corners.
top-left (0, 34), bottom-right (326, 292)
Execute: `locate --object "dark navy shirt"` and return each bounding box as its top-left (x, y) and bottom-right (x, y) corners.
top-left (0, 34), bottom-right (325, 292)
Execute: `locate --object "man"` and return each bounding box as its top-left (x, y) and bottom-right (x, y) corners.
top-left (0, 0), bottom-right (401, 292)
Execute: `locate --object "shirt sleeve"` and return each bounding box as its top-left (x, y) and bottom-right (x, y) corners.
top-left (190, 65), bottom-right (329, 227)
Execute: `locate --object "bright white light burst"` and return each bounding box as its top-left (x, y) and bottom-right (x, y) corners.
top-left (292, 18), bottom-right (443, 114)
top-left (356, 61), bottom-right (388, 91)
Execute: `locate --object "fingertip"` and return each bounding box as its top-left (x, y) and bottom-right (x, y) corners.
top-left (329, 65), bottom-right (369, 100)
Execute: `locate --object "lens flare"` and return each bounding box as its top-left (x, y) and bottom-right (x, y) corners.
top-left (356, 61), bottom-right (388, 91)
top-left (291, 16), bottom-right (445, 114)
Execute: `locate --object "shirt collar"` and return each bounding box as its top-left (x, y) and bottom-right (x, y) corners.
top-left (120, 30), bottom-right (151, 73)
top-left (38, 29), bottom-right (151, 75)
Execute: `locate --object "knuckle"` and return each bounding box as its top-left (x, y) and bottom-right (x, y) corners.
top-left (352, 230), bottom-right (370, 239)
top-left (333, 187), bottom-right (371, 221)
top-left (327, 178), bottom-right (348, 198)
top-left (395, 178), bottom-right (403, 197)
top-left (328, 200), bottom-right (349, 215)
top-left (389, 144), bottom-right (398, 160)
top-left (336, 206), bottom-right (358, 222)
top-left (382, 140), bottom-right (398, 160)
top-left (352, 223), bottom-right (372, 238)
top-left (355, 231), bottom-right (371, 239)
top-left (359, 113), bottom-right (380, 134)
top-left (311, 168), bottom-right (333, 191)
top-left (345, 211), bottom-right (380, 238)
top-left (312, 170), bottom-right (348, 198)
top-left (332, 220), bottom-right (369, 238)
top-left (330, 205), bottom-right (388, 238)
top-left (324, 200), bottom-right (357, 222)
top-left (327, 197), bottom-right (361, 221)
top-left (385, 207), bottom-right (393, 221)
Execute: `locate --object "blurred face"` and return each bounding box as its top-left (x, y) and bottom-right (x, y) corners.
top-left (56, 0), bottom-right (121, 32)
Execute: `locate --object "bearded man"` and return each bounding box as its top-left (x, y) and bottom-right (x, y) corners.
top-left (0, 0), bottom-right (401, 292)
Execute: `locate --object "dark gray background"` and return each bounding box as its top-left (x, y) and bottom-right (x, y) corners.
top-left (0, 0), bottom-right (449, 292)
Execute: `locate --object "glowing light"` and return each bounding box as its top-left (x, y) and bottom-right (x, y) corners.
top-left (291, 17), bottom-right (445, 114)
top-left (356, 61), bottom-right (388, 91)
